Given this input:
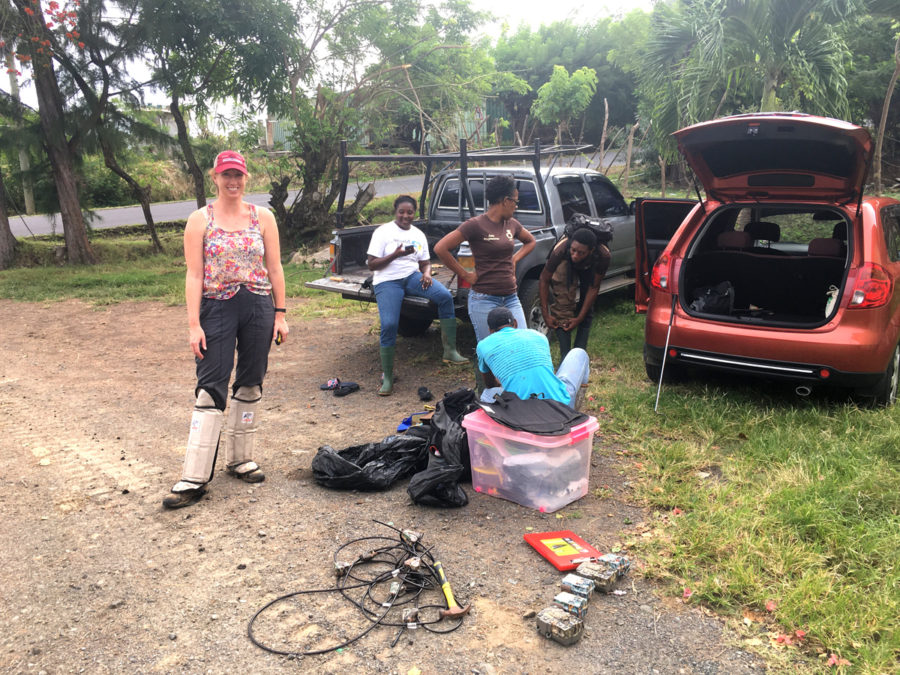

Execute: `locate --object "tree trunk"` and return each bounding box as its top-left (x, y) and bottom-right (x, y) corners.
top-left (7, 52), bottom-right (34, 215)
top-left (590, 98), bottom-right (609, 172)
top-left (873, 34), bottom-right (900, 196)
top-left (620, 123), bottom-right (638, 195)
top-left (288, 192), bottom-right (332, 244)
top-left (29, 24), bottom-right (95, 264)
top-left (341, 183), bottom-right (375, 225)
top-left (659, 155), bottom-right (667, 198)
top-left (0, 166), bottom-right (17, 269)
top-left (98, 135), bottom-right (163, 253)
top-left (170, 95), bottom-right (206, 208)
top-left (760, 70), bottom-right (780, 112)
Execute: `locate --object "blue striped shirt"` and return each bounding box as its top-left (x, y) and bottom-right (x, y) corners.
top-left (476, 327), bottom-right (570, 405)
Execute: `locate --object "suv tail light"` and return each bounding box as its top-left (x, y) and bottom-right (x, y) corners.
top-left (848, 262), bottom-right (892, 308)
top-left (651, 253), bottom-right (675, 291)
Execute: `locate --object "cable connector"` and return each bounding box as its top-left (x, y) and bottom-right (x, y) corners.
top-left (401, 529), bottom-right (423, 545)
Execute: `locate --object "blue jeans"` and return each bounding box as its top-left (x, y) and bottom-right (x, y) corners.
top-left (374, 271), bottom-right (455, 347)
top-left (480, 347), bottom-right (590, 405)
top-left (468, 290), bottom-right (527, 343)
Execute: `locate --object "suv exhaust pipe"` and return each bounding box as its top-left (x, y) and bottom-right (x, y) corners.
top-left (795, 385), bottom-right (812, 397)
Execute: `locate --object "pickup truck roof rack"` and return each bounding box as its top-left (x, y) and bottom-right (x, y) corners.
top-left (335, 138), bottom-right (592, 228)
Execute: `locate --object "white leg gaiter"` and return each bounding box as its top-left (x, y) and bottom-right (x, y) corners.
top-left (176, 389), bottom-right (223, 488)
top-left (224, 385), bottom-right (262, 473)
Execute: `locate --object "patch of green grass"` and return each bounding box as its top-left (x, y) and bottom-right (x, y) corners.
top-left (0, 230), bottom-right (352, 310)
top-left (581, 293), bottom-right (899, 672)
top-left (0, 254), bottom-right (187, 304)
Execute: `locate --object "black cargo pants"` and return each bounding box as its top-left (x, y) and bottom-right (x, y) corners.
top-left (195, 286), bottom-right (275, 410)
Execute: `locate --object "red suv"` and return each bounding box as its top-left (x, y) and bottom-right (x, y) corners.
top-left (636, 113), bottom-right (900, 405)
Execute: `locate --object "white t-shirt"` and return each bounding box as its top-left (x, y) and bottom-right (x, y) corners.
top-left (366, 221), bottom-right (430, 284)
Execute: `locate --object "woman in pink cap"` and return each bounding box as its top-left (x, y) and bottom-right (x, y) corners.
top-left (163, 151), bottom-right (288, 509)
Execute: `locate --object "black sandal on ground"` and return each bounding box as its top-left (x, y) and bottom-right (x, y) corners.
top-left (333, 382), bottom-right (360, 397)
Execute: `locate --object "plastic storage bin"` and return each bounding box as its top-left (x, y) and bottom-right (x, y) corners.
top-left (462, 408), bottom-right (598, 513)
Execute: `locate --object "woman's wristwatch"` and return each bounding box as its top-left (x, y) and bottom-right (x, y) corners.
top-left (274, 308), bottom-right (286, 313)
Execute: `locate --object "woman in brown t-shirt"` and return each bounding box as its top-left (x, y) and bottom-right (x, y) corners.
top-left (434, 175), bottom-right (536, 343)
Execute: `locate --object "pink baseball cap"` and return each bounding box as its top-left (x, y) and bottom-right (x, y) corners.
top-left (214, 150), bottom-right (248, 175)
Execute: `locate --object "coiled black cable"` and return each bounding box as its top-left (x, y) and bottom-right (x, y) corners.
top-left (247, 520), bottom-right (468, 656)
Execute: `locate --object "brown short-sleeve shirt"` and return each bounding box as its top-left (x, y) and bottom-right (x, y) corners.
top-left (545, 239), bottom-right (611, 320)
top-left (457, 214), bottom-right (524, 296)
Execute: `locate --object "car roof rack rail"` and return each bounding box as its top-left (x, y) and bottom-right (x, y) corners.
top-left (335, 138), bottom-right (592, 228)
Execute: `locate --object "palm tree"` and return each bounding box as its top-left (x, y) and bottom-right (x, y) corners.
top-left (635, 0), bottom-right (874, 159)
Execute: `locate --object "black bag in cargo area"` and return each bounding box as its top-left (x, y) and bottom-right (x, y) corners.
top-left (689, 281), bottom-right (735, 314)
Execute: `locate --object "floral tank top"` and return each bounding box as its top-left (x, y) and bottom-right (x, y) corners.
top-left (202, 204), bottom-right (272, 299)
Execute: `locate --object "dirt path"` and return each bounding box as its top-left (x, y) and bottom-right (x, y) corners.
top-left (0, 299), bottom-right (769, 674)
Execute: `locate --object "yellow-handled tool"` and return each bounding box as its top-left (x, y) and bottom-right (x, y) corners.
top-left (432, 561), bottom-right (470, 619)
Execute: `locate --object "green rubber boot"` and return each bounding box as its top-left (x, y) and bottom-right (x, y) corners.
top-left (439, 318), bottom-right (468, 364)
top-left (379, 346), bottom-right (395, 396)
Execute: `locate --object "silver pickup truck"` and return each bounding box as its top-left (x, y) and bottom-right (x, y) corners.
top-left (306, 141), bottom-right (636, 335)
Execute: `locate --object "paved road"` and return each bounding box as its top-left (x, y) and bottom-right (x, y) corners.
top-left (11, 152), bottom-right (620, 237)
top-left (9, 175), bottom-right (427, 237)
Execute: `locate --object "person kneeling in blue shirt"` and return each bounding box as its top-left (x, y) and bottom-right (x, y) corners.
top-left (477, 306), bottom-right (590, 409)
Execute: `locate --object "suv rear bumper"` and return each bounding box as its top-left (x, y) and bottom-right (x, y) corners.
top-left (644, 344), bottom-right (883, 388)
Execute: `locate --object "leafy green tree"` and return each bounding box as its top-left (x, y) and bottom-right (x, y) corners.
top-left (1, 0), bottom-right (96, 263)
top-left (530, 65), bottom-right (598, 144)
top-left (272, 0), bottom-right (506, 245)
top-left (873, 29), bottom-right (900, 193)
top-left (627, 0), bottom-right (884, 162)
top-left (361, 1), bottom-right (520, 151)
top-left (141, 0), bottom-right (296, 208)
top-left (493, 18), bottom-right (639, 145)
top-left (842, 15), bottom-right (900, 193)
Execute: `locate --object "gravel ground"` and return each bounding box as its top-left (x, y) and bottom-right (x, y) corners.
top-left (0, 298), bottom-right (779, 674)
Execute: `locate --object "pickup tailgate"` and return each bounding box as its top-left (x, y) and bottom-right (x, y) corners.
top-left (306, 263), bottom-right (460, 306)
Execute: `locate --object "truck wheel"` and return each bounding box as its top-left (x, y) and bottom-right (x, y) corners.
top-left (397, 314), bottom-right (433, 338)
top-left (857, 343), bottom-right (899, 407)
top-left (519, 279), bottom-right (548, 336)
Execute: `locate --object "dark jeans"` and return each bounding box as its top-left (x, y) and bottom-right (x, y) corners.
top-left (195, 286), bottom-right (275, 410)
top-left (555, 313), bottom-right (594, 360)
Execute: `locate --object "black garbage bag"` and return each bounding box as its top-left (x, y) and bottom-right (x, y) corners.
top-left (407, 388), bottom-right (478, 508)
top-left (312, 425), bottom-right (429, 491)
